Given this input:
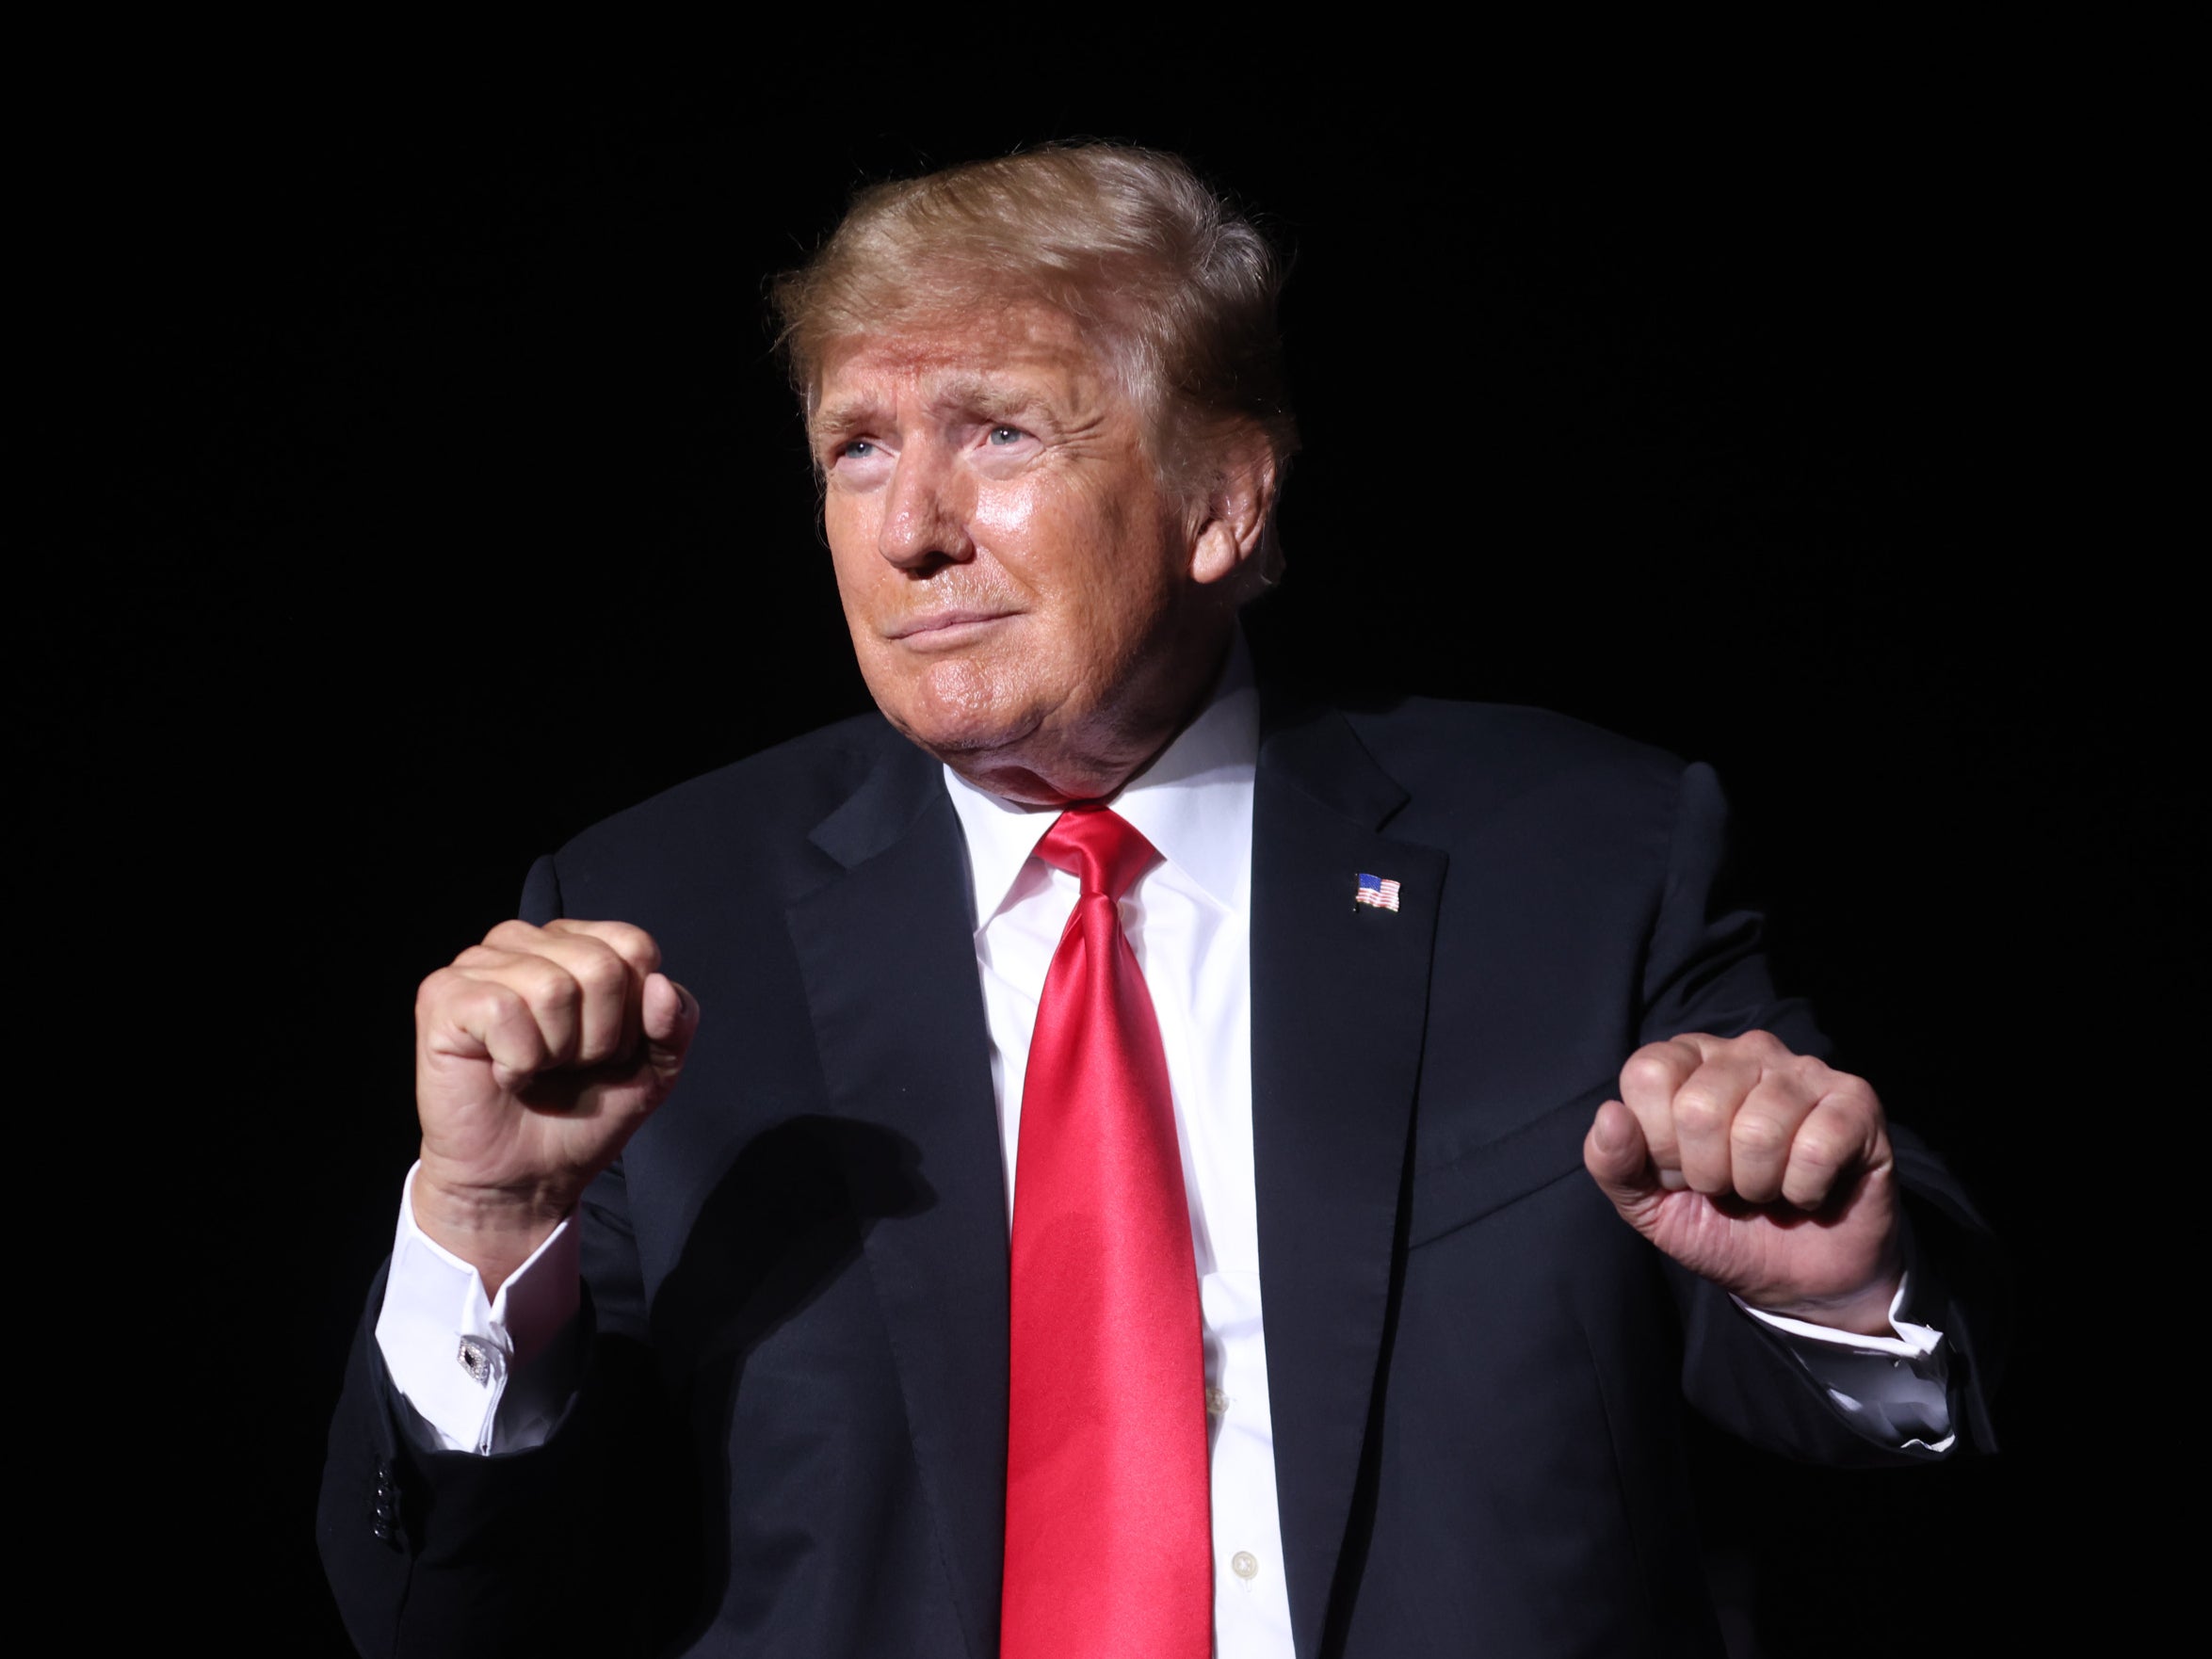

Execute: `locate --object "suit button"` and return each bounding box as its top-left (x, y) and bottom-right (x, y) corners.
top-left (371, 1456), bottom-right (402, 1544)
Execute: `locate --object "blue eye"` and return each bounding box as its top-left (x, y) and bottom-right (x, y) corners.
top-left (837, 440), bottom-right (875, 459)
top-left (988, 426), bottom-right (1024, 445)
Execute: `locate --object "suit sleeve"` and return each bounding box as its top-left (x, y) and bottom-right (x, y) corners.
top-left (1637, 763), bottom-right (2008, 1463)
top-left (317, 855), bottom-right (691, 1657)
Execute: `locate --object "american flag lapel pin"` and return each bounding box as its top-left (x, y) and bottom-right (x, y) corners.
top-left (1353, 872), bottom-right (1401, 913)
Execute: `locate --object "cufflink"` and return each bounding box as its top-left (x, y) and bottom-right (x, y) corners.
top-left (457, 1335), bottom-right (494, 1386)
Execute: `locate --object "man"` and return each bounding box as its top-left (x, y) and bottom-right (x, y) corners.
top-left (320, 145), bottom-right (1997, 1657)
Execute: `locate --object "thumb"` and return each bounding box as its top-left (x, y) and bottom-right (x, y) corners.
top-left (640, 973), bottom-right (701, 1088)
top-left (1584, 1099), bottom-right (1663, 1225)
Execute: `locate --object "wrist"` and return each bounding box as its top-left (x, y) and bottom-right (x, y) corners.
top-left (408, 1162), bottom-right (576, 1294)
top-left (1755, 1268), bottom-right (1904, 1339)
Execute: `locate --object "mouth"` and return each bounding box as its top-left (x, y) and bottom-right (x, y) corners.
top-left (885, 610), bottom-right (1017, 651)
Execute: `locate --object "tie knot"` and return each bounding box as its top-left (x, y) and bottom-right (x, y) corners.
top-left (1034, 808), bottom-right (1159, 901)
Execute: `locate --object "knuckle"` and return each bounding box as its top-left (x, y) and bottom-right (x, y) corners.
top-left (1822, 1093), bottom-right (1874, 1132)
top-left (415, 969), bottom-right (461, 1017)
top-left (1622, 1052), bottom-right (1678, 1094)
top-left (1832, 1071), bottom-right (1880, 1117)
top-left (1814, 1076), bottom-right (1875, 1126)
top-left (447, 976), bottom-right (527, 1035)
top-left (533, 963), bottom-right (583, 1012)
top-left (1792, 1131), bottom-right (1848, 1174)
top-left (1672, 1089), bottom-right (1730, 1136)
top-left (1791, 1053), bottom-right (1837, 1088)
top-left (572, 947), bottom-right (632, 1006)
top-left (600, 922), bottom-right (661, 971)
top-left (491, 956), bottom-right (574, 1017)
top-left (476, 976), bottom-right (530, 1016)
top-left (1731, 1111), bottom-right (1790, 1158)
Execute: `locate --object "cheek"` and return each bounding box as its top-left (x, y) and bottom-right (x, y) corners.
top-left (823, 505), bottom-right (882, 609)
top-left (1076, 506), bottom-right (1182, 637)
top-left (968, 482), bottom-right (1041, 561)
top-left (986, 488), bottom-right (1138, 613)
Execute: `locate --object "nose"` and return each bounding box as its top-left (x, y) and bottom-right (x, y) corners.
top-left (878, 443), bottom-right (975, 572)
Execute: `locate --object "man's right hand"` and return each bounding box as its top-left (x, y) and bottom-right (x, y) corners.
top-left (412, 918), bottom-right (699, 1293)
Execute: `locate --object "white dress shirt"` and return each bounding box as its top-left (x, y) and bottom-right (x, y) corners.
top-left (943, 641), bottom-right (1294, 1652)
top-left (377, 636), bottom-right (1952, 1657)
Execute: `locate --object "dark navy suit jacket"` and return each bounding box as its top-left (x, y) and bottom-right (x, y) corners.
top-left (320, 689), bottom-right (2000, 1657)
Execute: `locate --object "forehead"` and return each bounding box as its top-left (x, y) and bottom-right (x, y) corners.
top-left (810, 302), bottom-right (1127, 435)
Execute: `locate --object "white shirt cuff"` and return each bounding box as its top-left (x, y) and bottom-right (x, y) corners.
top-left (373, 1163), bottom-right (582, 1455)
top-left (1737, 1273), bottom-right (1955, 1455)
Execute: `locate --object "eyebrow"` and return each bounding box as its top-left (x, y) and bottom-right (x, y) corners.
top-left (808, 401), bottom-right (876, 449)
top-left (934, 377), bottom-right (1043, 425)
top-left (809, 376), bottom-right (1046, 448)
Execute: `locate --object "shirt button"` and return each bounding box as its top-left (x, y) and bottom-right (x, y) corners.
top-left (1231, 1551), bottom-right (1259, 1581)
top-left (1205, 1387), bottom-right (1230, 1418)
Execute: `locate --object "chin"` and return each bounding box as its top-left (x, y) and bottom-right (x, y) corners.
top-left (876, 661), bottom-right (1051, 765)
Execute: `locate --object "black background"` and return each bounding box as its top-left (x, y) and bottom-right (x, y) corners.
top-left (27, 87), bottom-right (2172, 1653)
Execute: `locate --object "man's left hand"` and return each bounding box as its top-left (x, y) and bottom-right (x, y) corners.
top-left (1583, 1031), bottom-right (1903, 1336)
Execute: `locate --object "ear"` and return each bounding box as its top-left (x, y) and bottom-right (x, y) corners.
top-left (1188, 433), bottom-right (1278, 590)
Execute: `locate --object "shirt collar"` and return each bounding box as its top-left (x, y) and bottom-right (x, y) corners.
top-left (943, 632), bottom-right (1260, 929)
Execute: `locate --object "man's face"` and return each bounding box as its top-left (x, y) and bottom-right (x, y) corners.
top-left (815, 302), bottom-right (1225, 803)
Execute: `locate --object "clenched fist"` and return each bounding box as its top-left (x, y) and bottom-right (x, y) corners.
top-left (1583, 1031), bottom-right (1902, 1336)
top-left (412, 918), bottom-right (700, 1291)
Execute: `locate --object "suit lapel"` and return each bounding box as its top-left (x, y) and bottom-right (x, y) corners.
top-left (784, 737), bottom-right (1009, 1659)
top-left (1251, 701), bottom-right (1446, 1658)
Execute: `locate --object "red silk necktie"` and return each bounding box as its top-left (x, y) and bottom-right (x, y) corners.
top-left (1001, 808), bottom-right (1211, 1659)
